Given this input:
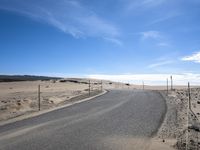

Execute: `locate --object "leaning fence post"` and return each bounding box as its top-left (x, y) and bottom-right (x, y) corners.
top-left (38, 85), bottom-right (41, 111)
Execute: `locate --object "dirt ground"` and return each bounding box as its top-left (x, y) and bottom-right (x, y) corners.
top-left (0, 79), bottom-right (102, 121)
top-left (155, 88), bottom-right (200, 150)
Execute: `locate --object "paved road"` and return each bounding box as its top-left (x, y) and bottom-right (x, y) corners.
top-left (0, 90), bottom-right (166, 150)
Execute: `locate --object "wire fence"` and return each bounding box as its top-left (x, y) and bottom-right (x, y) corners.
top-left (171, 82), bottom-right (200, 150)
top-left (37, 80), bottom-right (103, 111)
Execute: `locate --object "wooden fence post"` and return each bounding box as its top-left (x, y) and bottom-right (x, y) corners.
top-left (170, 75), bottom-right (173, 91)
top-left (142, 81), bottom-right (144, 90)
top-left (38, 85), bottom-right (41, 111)
top-left (89, 80), bottom-right (91, 96)
top-left (188, 82), bottom-right (191, 110)
top-left (167, 78), bottom-right (169, 95)
top-left (101, 80), bottom-right (103, 92)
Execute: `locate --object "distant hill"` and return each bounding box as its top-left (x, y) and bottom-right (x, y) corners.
top-left (0, 75), bottom-right (62, 82)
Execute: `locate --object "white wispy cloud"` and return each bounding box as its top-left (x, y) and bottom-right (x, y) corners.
top-left (103, 37), bottom-right (123, 46)
top-left (125, 0), bottom-right (167, 11)
top-left (149, 12), bottom-right (181, 25)
top-left (87, 73), bottom-right (200, 85)
top-left (157, 42), bottom-right (170, 47)
top-left (148, 60), bottom-right (174, 68)
top-left (140, 31), bottom-right (170, 47)
top-left (0, 0), bottom-right (121, 45)
top-left (141, 0), bottom-right (166, 7)
top-left (141, 30), bottom-right (161, 40)
top-left (181, 51), bottom-right (200, 63)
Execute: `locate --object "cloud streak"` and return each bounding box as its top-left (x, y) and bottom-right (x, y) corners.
top-left (103, 37), bottom-right (123, 46)
top-left (141, 0), bottom-right (166, 7)
top-left (157, 42), bottom-right (169, 47)
top-left (125, 0), bottom-right (167, 11)
top-left (148, 60), bottom-right (174, 68)
top-left (181, 51), bottom-right (200, 63)
top-left (149, 12), bottom-right (181, 25)
top-left (140, 30), bottom-right (170, 47)
top-left (141, 30), bottom-right (161, 40)
top-left (0, 0), bottom-right (121, 44)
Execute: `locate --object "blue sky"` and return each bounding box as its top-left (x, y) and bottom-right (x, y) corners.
top-left (0, 0), bottom-right (200, 84)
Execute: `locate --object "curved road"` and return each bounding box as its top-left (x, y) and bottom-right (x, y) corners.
top-left (0, 90), bottom-right (166, 150)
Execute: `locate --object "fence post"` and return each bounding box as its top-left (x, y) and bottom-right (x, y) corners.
top-left (186, 82), bottom-right (191, 150)
top-left (142, 81), bottom-right (144, 90)
top-left (89, 80), bottom-right (91, 96)
top-left (38, 85), bottom-right (41, 111)
top-left (188, 82), bottom-right (191, 110)
top-left (170, 75), bottom-right (173, 91)
top-left (101, 80), bottom-right (103, 92)
top-left (167, 78), bottom-right (169, 95)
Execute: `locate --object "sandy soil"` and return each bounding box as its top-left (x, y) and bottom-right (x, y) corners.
top-left (0, 79), bottom-right (104, 121)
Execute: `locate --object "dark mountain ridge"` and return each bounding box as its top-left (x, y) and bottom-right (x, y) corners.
top-left (0, 75), bottom-right (62, 82)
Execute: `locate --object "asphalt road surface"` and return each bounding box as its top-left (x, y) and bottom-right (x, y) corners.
top-left (0, 90), bottom-right (166, 150)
